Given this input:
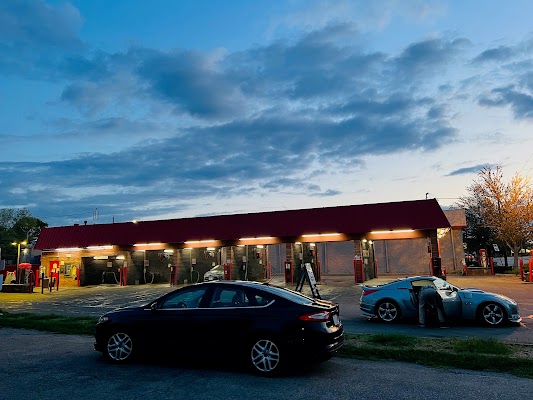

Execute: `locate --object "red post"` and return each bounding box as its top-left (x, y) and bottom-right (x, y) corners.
top-left (354, 257), bottom-right (364, 283)
top-left (77, 267), bottom-right (81, 286)
top-left (223, 263), bottom-right (233, 280)
top-left (529, 259), bottom-right (533, 283)
top-left (284, 260), bottom-right (294, 283)
top-left (489, 257), bottom-right (494, 275)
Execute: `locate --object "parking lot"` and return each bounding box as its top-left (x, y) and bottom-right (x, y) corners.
top-left (1, 274), bottom-right (532, 343)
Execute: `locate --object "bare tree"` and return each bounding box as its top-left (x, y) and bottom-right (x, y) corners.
top-left (458, 166), bottom-right (533, 267)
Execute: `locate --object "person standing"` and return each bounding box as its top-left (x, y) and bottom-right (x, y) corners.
top-left (418, 284), bottom-right (446, 327)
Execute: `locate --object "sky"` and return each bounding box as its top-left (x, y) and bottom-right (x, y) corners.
top-left (1, 0), bottom-right (533, 227)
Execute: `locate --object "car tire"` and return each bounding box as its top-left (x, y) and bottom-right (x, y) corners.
top-left (376, 300), bottom-right (400, 322)
top-left (104, 331), bottom-right (135, 363)
top-left (479, 302), bottom-right (507, 327)
top-left (249, 336), bottom-right (283, 376)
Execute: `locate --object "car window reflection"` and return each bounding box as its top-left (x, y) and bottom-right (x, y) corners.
top-left (159, 287), bottom-right (207, 309)
top-left (208, 287), bottom-right (251, 308)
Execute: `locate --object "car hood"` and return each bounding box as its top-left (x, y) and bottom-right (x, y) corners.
top-left (107, 305), bottom-right (147, 315)
top-left (459, 288), bottom-right (517, 304)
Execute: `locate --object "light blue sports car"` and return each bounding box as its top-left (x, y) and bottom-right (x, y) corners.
top-left (359, 276), bottom-right (521, 327)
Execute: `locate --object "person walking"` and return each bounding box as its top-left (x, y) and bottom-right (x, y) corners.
top-left (418, 284), bottom-right (446, 327)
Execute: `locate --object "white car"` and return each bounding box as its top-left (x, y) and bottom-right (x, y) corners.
top-left (203, 265), bottom-right (224, 281)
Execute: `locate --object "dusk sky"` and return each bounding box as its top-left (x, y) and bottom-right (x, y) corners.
top-left (2, 0), bottom-right (533, 227)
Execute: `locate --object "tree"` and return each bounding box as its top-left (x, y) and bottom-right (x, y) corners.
top-left (457, 166), bottom-right (533, 268)
top-left (0, 208), bottom-right (48, 263)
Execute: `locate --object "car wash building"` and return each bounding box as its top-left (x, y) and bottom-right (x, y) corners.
top-left (34, 199), bottom-right (466, 288)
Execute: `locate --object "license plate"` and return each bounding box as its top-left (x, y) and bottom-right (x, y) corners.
top-left (332, 314), bottom-right (340, 326)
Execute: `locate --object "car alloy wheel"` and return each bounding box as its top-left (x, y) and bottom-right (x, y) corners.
top-left (250, 338), bottom-right (281, 375)
top-left (481, 303), bottom-right (505, 326)
top-left (376, 301), bottom-right (399, 322)
top-left (106, 332), bottom-right (134, 362)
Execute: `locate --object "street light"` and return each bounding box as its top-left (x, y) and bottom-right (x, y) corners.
top-left (12, 241), bottom-right (27, 284)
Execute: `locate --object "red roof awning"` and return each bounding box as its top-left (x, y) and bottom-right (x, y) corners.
top-left (35, 199), bottom-right (451, 250)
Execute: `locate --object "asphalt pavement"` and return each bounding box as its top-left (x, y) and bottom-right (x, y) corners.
top-left (1, 274), bottom-right (532, 344)
top-left (3, 327), bottom-right (532, 400)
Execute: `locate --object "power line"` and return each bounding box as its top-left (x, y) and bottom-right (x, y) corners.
top-left (519, 151), bottom-right (533, 174)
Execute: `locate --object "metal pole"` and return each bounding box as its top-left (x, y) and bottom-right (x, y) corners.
top-left (16, 243), bottom-right (21, 283)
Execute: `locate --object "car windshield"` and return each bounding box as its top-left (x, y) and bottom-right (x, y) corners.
top-left (433, 277), bottom-right (457, 291)
top-left (210, 265), bottom-right (222, 271)
top-left (260, 284), bottom-right (314, 305)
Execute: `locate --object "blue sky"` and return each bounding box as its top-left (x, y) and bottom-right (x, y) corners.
top-left (2, 0), bottom-right (533, 227)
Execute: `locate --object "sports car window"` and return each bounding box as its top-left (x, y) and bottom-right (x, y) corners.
top-left (433, 278), bottom-right (453, 291)
top-left (159, 287), bottom-right (207, 309)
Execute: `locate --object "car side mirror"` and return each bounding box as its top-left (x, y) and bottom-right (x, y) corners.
top-left (150, 302), bottom-right (158, 311)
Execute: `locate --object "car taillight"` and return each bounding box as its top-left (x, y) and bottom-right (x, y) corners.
top-left (299, 311), bottom-right (331, 322)
top-left (362, 289), bottom-right (378, 296)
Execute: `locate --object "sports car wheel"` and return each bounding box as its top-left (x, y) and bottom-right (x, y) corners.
top-left (249, 338), bottom-right (282, 376)
top-left (480, 303), bottom-right (506, 326)
top-left (376, 301), bottom-right (400, 322)
top-left (105, 331), bottom-right (134, 363)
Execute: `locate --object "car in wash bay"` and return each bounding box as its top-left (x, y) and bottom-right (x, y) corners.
top-left (203, 264), bottom-right (224, 281)
top-left (359, 276), bottom-right (521, 327)
top-left (95, 281), bottom-right (344, 376)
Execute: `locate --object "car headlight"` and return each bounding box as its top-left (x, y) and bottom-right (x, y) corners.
top-left (97, 315), bottom-right (110, 324)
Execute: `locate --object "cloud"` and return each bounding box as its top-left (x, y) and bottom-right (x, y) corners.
top-left (392, 37), bottom-right (470, 82)
top-left (478, 85), bottom-right (533, 119)
top-left (0, 0), bottom-right (83, 77)
top-left (472, 46), bottom-right (515, 64)
top-left (447, 164), bottom-right (495, 176)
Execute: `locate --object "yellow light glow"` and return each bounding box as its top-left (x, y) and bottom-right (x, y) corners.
top-left (133, 243), bottom-right (164, 247)
top-left (301, 233), bottom-right (340, 238)
top-left (239, 236), bottom-right (274, 241)
top-left (116, 255), bottom-right (125, 260)
top-left (93, 256), bottom-right (108, 260)
top-left (370, 229), bottom-right (415, 234)
top-left (184, 239), bottom-right (215, 244)
top-left (56, 247), bottom-right (83, 252)
top-left (164, 249), bottom-right (174, 253)
top-left (87, 245), bottom-right (113, 250)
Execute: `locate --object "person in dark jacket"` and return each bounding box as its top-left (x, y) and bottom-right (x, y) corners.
top-left (418, 284), bottom-right (446, 327)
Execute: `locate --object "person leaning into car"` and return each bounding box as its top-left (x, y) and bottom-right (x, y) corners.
top-left (418, 284), bottom-right (446, 327)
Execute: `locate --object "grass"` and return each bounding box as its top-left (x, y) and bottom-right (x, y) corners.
top-left (1, 310), bottom-right (532, 379)
top-left (340, 333), bottom-right (533, 379)
top-left (0, 310), bottom-right (98, 335)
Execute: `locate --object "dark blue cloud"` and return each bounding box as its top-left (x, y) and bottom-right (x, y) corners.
top-left (392, 37), bottom-right (470, 80)
top-left (479, 85), bottom-right (533, 119)
top-left (472, 46), bottom-right (515, 64)
top-left (447, 164), bottom-right (495, 176)
top-left (0, 0), bottom-right (83, 77)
